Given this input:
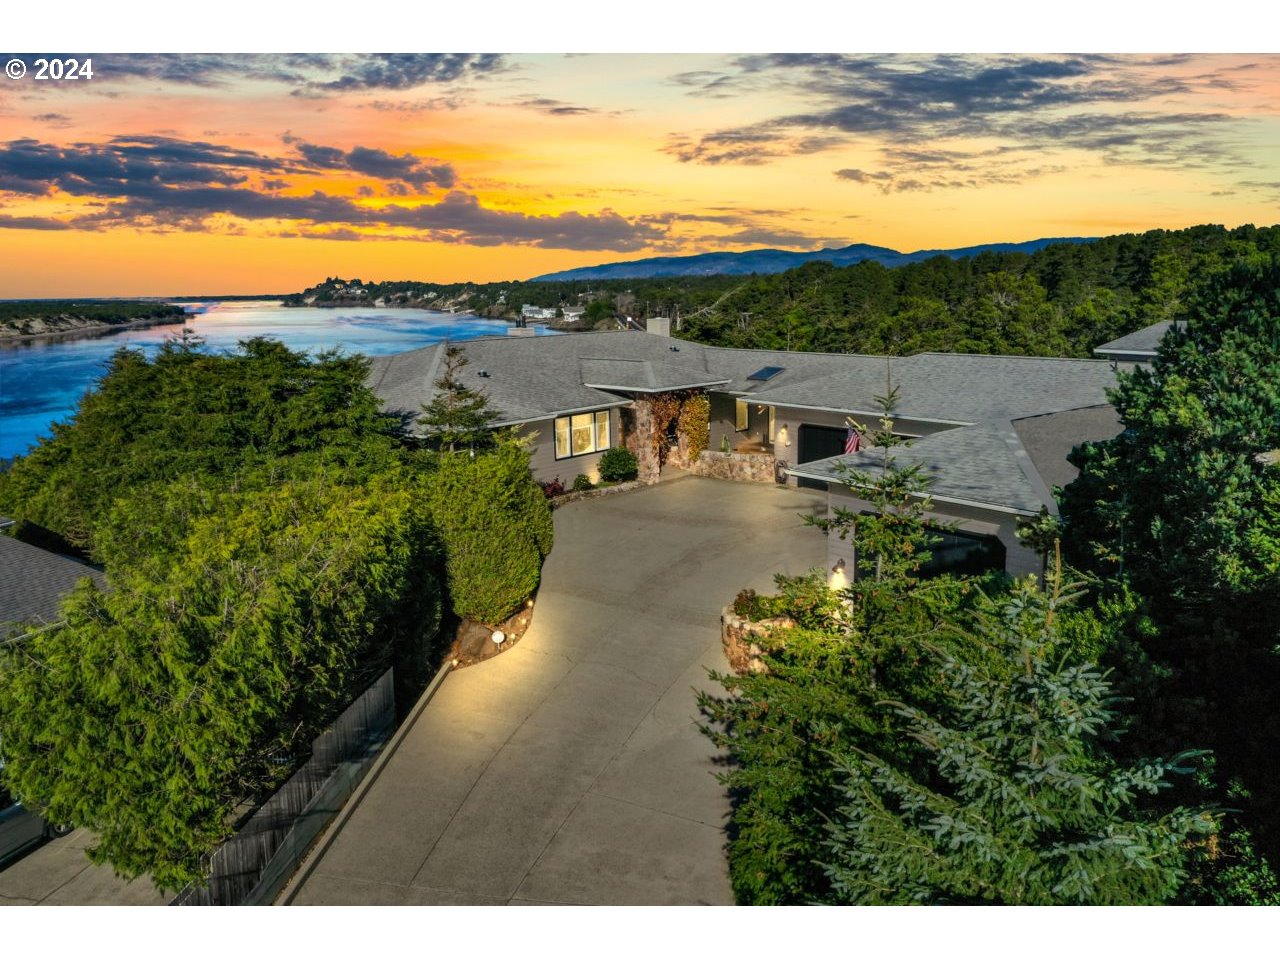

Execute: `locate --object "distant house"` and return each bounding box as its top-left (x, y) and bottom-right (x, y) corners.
top-left (520, 305), bottom-right (557, 321)
top-left (369, 322), bottom-right (1165, 581)
top-left (560, 306), bottom-right (586, 321)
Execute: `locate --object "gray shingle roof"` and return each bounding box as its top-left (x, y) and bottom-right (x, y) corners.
top-left (369, 331), bottom-right (1118, 432)
top-left (579, 357), bottom-right (730, 392)
top-left (1094, 321), bottom-right (1175, 358)
top-left (786, 422), bottom-right (1051, 515)
top-left (748, 352), bottom-right (1119, 424)
top-left (0, 536), bottom-right (105, 638)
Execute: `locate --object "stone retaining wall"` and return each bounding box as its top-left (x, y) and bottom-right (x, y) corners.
top-left (720, 604), bottom-right (795, 674)
top-left (549, 477), bottom-right (652, 508)
top-left (690, 450), bottom-right (779, 484)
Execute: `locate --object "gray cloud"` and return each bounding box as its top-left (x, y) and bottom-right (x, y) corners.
top-left (667, 53), bottom-right (1255, 177)
top-left (0, 136), bottom-right (666, 251)
top-left (283, 136), bottom-right (456, 190)
top-left (0, 53), bottom-right (510, 94)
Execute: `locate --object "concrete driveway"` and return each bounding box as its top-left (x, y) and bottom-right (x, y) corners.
top-left (0, 829), bottom-right (166, 906)
top-left (287, 475), bottom-right (826, 905)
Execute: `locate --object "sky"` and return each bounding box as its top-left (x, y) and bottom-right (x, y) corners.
top-left (0, 52), bottom-right (1278, 297)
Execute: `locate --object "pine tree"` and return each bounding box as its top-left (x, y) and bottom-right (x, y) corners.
top-left (820, 563), bottom-right (1212, 905)
top-left (417, 343), bottom-right (495, 452)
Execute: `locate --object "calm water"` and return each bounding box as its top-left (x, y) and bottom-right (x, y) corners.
top-left (0, 301), bottom-right (554, 460)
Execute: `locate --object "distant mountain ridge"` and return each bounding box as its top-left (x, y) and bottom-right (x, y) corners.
top-left (531, 237), bottom-right (1097, 281)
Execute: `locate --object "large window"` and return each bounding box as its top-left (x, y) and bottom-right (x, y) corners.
top-left (554, 409), bottom-right (611, 459)
top-left (917, 527), bottom-right (1006, 579)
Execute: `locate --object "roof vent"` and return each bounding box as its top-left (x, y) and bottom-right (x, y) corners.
top-left (669, 345), bottom-right (679, 352)
top-left (477, 369), bottom-right (490, 378)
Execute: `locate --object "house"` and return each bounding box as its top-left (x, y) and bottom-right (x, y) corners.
top-left (520, 305), bottom-right (557, 321)
top-left (369, 321), bottom-right (1163, 581)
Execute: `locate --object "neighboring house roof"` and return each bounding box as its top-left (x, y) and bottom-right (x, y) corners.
top-left (786, 421), bottom-right (1054, 516)
top-left (0, 536), bottom-right (105, 639)
top-left (1094, 320), bottom-right (1175, 359)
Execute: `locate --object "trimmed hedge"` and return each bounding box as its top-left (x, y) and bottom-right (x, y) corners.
top-left (423, 440), bottom-right (555, 624)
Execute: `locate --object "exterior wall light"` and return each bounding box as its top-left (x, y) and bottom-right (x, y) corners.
top-left (778, 425), bottom-right (791, 447)
top-left (829, 557), bottom-right (848, 590)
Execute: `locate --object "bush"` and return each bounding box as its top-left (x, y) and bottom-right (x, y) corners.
top-left (772, 570), bottom-right (845, 629)
top-left (732, 588), bottom-right (781, 621)
top-left (422, 439), bottom-right (554, 624)
top-left (597, 446), bottom-right (638, 482)
top-left (538, 476), bottom-right (565, 498)
top-left (572, 474), bottom-right (594, 492)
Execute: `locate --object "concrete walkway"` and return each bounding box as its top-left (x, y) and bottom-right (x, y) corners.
top-left (288, 476), bottom-right (827, 905)
top-left (0, 829), bottom-right (166, 906)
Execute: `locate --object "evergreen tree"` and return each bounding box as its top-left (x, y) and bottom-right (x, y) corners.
top-left (700, 376), bottom-right (966, 904)
top-left (417, 343), bottom-right (495, 452)
top-left (821, 569), bottom-right (1211, 905)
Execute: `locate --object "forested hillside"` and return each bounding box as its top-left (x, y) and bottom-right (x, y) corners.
top-left (285, 223), bottom-right (1279, 357)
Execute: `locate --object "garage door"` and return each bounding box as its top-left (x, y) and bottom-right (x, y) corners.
top-left (796, 424), bottom-right (847, 489)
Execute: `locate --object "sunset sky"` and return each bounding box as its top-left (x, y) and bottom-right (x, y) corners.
top-left (0, 52), bottom-right (1278, 297)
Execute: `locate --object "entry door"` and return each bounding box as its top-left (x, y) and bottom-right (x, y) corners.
top-left (796, 424), bottom-right (847, 490)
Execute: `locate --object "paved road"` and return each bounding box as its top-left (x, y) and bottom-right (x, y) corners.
top-left (289, 475), bottom-right (827, 905)
top-left (0, 829), bottom-right (166, 906)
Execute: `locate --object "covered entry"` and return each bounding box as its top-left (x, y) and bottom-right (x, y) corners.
top-left (796, 424), bottom-right (847, 489)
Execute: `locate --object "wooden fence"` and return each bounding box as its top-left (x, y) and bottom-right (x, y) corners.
top-left (171, 669), bottom-right (396, 906)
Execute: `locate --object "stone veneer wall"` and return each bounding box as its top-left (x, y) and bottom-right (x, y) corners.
top-left (689, 450), bottom-right (780, 484)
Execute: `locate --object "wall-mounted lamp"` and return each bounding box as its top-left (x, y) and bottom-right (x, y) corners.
top-left (778, 425), bottom-right (791, 448)
top-left (831, 558), bottom-right (846, 573)
top-left (755, 404), bottom-right (765, 414)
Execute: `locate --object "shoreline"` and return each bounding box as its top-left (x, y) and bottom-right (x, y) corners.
top-left (0, 315), bottom-right (190, 348)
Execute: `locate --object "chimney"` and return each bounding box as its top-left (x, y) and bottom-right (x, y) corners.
top-left (646, 317), bottom-right (671, 337)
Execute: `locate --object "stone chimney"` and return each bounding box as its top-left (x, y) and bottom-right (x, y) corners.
top-left (646, 317), bottom-right (671, 337)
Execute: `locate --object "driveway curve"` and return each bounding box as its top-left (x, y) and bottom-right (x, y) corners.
top-left (288, 475), bottom-right (827, 905)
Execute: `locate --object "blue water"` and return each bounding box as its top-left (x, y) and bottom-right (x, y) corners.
top-left (0, 301), bottom-right (555, 461)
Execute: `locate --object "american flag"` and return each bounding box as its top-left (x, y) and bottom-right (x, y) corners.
top-left (844, 425), bottom-right (862, 454)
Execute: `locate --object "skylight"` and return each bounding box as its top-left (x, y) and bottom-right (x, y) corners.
top-left (746, 365), bottom-right (784, 382)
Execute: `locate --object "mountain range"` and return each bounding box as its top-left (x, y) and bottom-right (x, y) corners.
top-left (531, 237), bottom-right (1096, 282)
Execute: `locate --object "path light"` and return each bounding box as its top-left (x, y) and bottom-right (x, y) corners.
top-left (491, 630), bottom-right (506, 647)
top-left (527, 599), bottom-right (534, 608)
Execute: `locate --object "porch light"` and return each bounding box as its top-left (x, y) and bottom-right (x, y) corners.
top-left (829, 557), bottom-right (848, 590)
top-left (778, 425), bottom-right (791, 447)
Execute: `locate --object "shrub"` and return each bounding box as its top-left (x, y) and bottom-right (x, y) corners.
top-left (732, 587), bottom-right (780, 621)
top-left (772, 570), bottom-right (845, 629)
top-left (422, 438), bottom-right (554, 624)
top-left (538, 476), bottom-right (565, 498)
top-left (572, 474), bottom-right (594, 492)
top-left (597, 445), bottom-right (638, 482)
